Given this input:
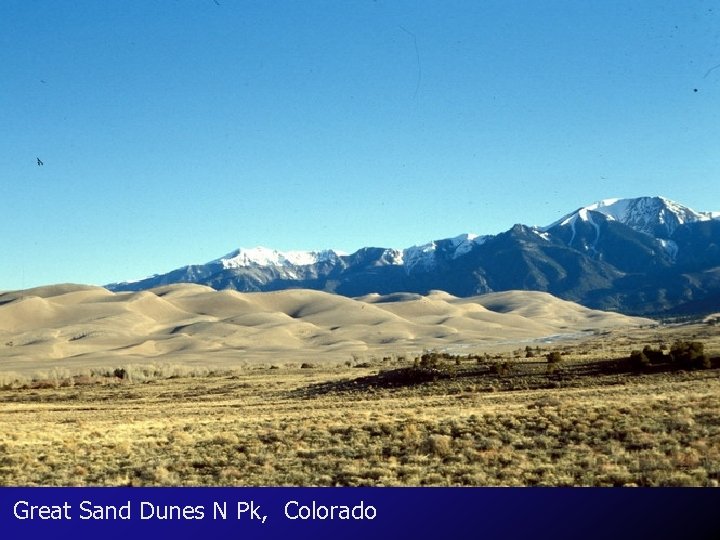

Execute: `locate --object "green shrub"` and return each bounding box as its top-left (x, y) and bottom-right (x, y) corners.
top-left (420, 352), bottom-right (439, 369)
top-left (546, 352), bottom-right (562, 364)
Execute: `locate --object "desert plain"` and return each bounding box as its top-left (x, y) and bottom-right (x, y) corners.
top-left (1, 284), bottom-right (718, 486)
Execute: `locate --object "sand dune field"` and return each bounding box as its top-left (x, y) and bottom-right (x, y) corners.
top-left (0, 283), bottom-right (652, 375)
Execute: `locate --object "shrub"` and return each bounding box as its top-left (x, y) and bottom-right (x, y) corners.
top-left (427, 434), bottom-right (453, 458)
top-left (546, 363), bottom-right (561, 375)
top-left (546, 352), bottom-right (562, 364)
top-left (642, 345), bottom-right (666, 364)
top-left (420, 352), bottom-right (439, 369)
top-left (670, 341), bottom-right (709, 370)
top-left (629, 350), bottom-right (650, 369)
top-left (489, 362), bottom-right (513, 376)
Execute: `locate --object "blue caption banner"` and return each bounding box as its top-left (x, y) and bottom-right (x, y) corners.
top-left (1, 487), bottom-right (718, 540)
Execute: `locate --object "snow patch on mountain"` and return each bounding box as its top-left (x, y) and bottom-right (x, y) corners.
top-left (658, 239), bottom-right (679, 261)
top-left (401, 242), bottom-right (436, 271)
top-left (378, 249), bottom-right (405, 265)
top-left (400, 234), bottom-right (487, 272)
top-left (586, 210), bottom-right (601, 251)
top-left (452, 233), bottom-right (488, 256)
top-left (216, 247), bottom-right (344, 269)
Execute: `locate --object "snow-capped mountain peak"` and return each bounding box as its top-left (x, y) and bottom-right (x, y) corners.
top-left (547, 196), bottom-right (717, 238)
top-left (216, 247), bottom-right (344, 269)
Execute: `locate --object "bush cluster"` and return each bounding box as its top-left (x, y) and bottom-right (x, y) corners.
top-left (416, 351), bottom-right (465, 368)
top-left (629, 341), bottom-right (711, 371)
top-left (488, 361), bottom-right (514, 376)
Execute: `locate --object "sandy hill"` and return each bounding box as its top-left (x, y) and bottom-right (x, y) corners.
top-left (0, 284), bottom-right (653, 374)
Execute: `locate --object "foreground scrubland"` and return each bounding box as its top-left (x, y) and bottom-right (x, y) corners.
top-left (1, 322), bottom-right (718, 487)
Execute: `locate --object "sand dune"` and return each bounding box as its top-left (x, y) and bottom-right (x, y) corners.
top-left (0, 284), bottom-right (653, 373)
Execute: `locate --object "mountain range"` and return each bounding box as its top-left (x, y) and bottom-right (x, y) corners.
top-left (107, 196), bottom-right (720, 316)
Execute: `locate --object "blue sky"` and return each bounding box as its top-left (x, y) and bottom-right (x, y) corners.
top-left (2, 1), bottom-right (719, 289)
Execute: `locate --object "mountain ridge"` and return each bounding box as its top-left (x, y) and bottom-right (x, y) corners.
top-left (106, 196), bottom-right (720, 316)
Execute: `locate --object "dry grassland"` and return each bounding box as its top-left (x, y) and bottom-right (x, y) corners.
top-left (1, 323), bottom-right (719, 487)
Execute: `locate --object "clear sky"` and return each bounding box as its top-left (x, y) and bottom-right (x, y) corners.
top-left (2, 1), bottom-right (719, 290)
